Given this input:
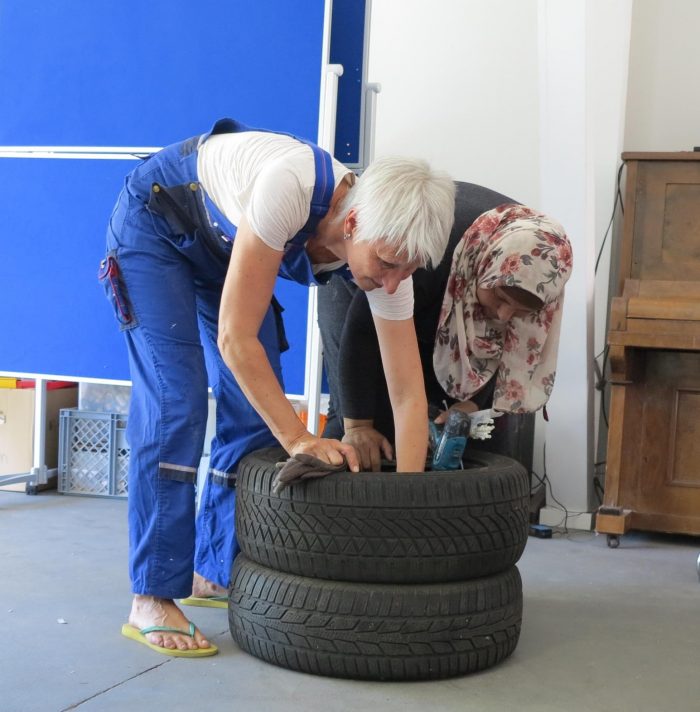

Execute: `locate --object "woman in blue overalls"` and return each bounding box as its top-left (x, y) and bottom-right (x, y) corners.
top-left (102, 118), bottom-right (455, 657)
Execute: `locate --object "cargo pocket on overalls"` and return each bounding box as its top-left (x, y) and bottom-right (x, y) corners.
top-left (147, 182), bottom-right (198, 247)
top-left (98, 252), bottom-right (137, 331)
top-left (271, 295), bottom-right (290, 353)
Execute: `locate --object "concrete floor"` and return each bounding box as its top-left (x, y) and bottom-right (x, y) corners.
top-left (1, 490), bottom-right (699, 712)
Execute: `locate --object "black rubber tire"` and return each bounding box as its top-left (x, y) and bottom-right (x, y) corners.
top-left (229, 555), bottom-right (522, 681)
top-left (235, 446), bottom-right (529, 583)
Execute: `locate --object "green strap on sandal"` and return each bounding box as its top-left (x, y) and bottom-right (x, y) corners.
top-left (139, 622), bottom-right (197, 637)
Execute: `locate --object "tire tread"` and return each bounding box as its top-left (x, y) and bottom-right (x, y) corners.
top-left (229, 556), bottom-right (522, 681)
top-left (236, 447), bottom-right (529, 583)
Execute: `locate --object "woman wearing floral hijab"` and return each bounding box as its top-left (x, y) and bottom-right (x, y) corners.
top-left (433, 202), bottom-right (572, 417)
top-left (317, 184), bottom-right (573, 469)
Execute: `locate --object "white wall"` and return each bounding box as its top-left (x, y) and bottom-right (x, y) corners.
top-left (535, 0), bottom-right (593, 524)
top-left (625, 0), bottom-right (700, 152)
top-left (536, 0), bottom-right (633, 528)
top-left (368, 0), bottom-right (541, 207)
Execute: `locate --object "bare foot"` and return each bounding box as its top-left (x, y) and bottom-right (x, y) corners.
top-left (191, 572), bottom-right (227, 599)
top-left (129, 595), bottom-right (212, 651)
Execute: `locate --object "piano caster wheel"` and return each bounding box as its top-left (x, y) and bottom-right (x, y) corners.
top-left (607, 534), bottom-right (620, 549)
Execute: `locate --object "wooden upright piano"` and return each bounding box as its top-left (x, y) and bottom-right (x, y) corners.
top-left (596, 152), bottom-right (700, 546)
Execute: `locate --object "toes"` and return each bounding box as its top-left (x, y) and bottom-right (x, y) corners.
top-left (148, 633), bottom-right (166, 648)
top-left (147, 632), bottom-right (193, 650)
top-left (197, 637), bottom-right (210, 649)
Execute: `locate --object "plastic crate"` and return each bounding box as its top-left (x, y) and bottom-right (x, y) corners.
top-left (58, 409), bottom-right (129, 498)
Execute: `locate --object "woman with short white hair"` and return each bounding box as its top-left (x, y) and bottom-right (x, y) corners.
top-left (101, 118), bottom-right (455, 657)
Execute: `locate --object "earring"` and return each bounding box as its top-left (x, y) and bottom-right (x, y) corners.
top-left (343, 232), bottom-right (352, 240)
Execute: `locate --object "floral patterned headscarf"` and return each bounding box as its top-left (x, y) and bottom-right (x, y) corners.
top-left (433, 204), bottom-right (573, 413)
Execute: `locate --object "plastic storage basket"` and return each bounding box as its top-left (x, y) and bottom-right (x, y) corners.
top-left (58, 409), bottom-right (129, 498)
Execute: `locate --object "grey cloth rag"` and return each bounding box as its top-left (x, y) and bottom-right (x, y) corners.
top-left (272, 453), bottom-right (347, 494)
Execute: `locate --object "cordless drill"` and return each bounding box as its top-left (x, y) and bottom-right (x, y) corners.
top-left (430, 409), bottom-right (471, 470)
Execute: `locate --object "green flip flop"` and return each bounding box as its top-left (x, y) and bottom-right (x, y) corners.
top-left (121, 621), bottom-right (218, 657)
top-left (179, 595), bottom-right (228, 609)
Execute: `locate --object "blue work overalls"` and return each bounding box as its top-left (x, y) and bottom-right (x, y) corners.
top-left (101, 118), bottom-right (350, 597)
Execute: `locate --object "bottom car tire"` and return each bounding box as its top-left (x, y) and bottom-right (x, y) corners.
top-left (229, 555), bottom-right (523, 681)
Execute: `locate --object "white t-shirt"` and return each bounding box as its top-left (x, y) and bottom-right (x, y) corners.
top-left (197, 131), bottom-right (413, 320)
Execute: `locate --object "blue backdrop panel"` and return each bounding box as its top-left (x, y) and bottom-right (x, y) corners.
top-left (330, 0), bottom-right (367, 166)
top-left (0, 157), bottom-right (307, 393)
top-left (272, 281), bottom-right (309, 396)
top-left (0, 0), bottom-right (325, 393)
top-left (0, 0), bottom-right (325, 146)
top-left (1, 158), bottom-right (134, 380)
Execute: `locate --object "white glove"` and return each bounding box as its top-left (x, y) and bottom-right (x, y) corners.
top-left (468, 409), bottom-right (502, 440)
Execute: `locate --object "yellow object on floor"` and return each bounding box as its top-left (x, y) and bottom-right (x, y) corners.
top-left (121, 623), bottom-right (218, 657)
top-left (180, 595), bottom-right (228, 609)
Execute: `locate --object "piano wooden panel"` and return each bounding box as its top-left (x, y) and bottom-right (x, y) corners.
top-left (598, 152), bottom-right (700, 542)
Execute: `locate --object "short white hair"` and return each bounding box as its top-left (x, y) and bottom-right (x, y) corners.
top-left (341, 156), bottom-right (455, 267)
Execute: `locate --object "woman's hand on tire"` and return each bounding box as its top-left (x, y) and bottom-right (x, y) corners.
top-left (287, 433), bottom-right (360, 472)
top-left (342, 425), bottom-right (393, 472)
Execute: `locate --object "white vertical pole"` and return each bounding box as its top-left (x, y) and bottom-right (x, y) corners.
top-left (307, 63), bottom-right (343, 435)
top-left (304, 288), bottom-right (323, 435)
top-left (30, 377), bottom-right (48, 486)
top-left (361, 83), bottom-right (382, 169)
top-left (305, 1), bottom-right (344, 435)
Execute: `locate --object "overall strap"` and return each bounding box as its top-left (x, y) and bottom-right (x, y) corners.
top-left (296, 138), bottom-right (335, 236)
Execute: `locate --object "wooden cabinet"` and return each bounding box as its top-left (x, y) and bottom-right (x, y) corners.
top-left (596, 153), bottom-right (700, 544)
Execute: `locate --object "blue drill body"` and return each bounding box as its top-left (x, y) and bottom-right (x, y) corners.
top-left (430, 410), bottom-right (471, 470)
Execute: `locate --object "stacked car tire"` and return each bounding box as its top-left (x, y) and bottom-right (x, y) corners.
top-left (229, 446), bottom-right (529, 681)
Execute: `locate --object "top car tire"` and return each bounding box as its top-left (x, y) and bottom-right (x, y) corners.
top-left (235, 446), bottom-right (529, 584)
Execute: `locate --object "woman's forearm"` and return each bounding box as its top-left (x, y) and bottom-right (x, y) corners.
top-left (374, 315), bottom-right (428, 473)
top-left (392, 392), bottom-right (428, 472)
top-left (219, 332), bottom-right (307, 452)
top-left (218, 221), bottom-right (311, 453)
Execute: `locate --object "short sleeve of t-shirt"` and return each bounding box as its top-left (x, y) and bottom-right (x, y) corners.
top-left (364, 276), bottom-right (414, 320)
top-left (247, 161), bottom-right (310, 251)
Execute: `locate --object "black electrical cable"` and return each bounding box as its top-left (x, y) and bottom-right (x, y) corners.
top-left (541, 442), bottom-right (571, 534)
top-left (594, 161), bottom-right (626, 275)
top-left (600, 345), bottom-right (609, 428)
top-left (592, 163), bottom-right (624, 477)
top-left (530, 468), bottom-right (546, 492)
top-left (593, 475), bottom-right (605, 505)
